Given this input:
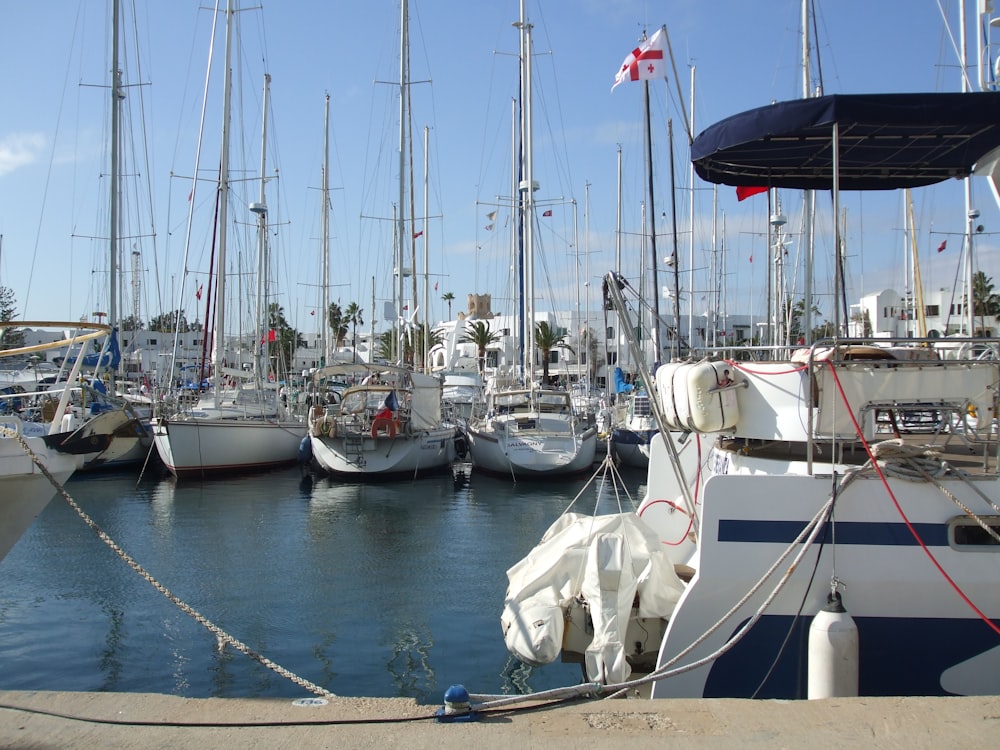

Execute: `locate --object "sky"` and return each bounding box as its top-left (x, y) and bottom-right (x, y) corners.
top-left (2, 0), bottom-right (999, 337)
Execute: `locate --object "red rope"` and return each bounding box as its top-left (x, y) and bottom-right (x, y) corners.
top-left (727, 359), bottom-right (808, 376)
top-left (824, 361), bottom-right (1000, 636)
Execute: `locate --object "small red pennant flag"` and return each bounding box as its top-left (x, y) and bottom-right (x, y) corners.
top-left (737, 185), bottom-right (769, 201)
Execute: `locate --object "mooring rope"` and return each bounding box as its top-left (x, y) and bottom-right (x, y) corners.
top-left (15, 432), bottom-right (335, 699)
top-left (868, 439), bottom-right (1000, 545)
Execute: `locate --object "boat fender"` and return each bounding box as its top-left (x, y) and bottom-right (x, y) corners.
top-left (454, 433), bottom-right (469, 460)
top-left (298, 436), bottom-right (312, 465)
top-left (807, 591), bottom-right (859, 699)
top-left (371, 416), bottom-right (397, 439)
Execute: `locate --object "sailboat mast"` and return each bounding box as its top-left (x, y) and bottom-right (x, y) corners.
top-left (615, 145), bottom-right (623, 367)
top-left (322, 94), bottom-right (331, 367)
top-left (511, 96), bottom-right (522, 376)
top-left (109, 0), bottom-right (122, 381)
top-left (213, 0), bottom-right (235, 409)
top-left (422, 125), bottom-right (430, 369)
top-left (688, 66), bottom-right (696, 348)
top-left (642, 72), bottom-right (662, 366)
top-left (961, 0), bottom-right (976, 336)
top-left (667, 118), bottom-right (680, 357)
top-left (518, 0), bottom-right (536, 383)
top-left (396, 0), bottom-right (409, 365)
top-left (906, 190), bottom-right (928, 337)
top-left (801, 0), bottom-right (815, 343)
top-left (252, 73), bottom-right (271, 387)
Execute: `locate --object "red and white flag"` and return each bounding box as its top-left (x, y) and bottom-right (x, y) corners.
top-left (612, 27), bottom-right (667, 92)
top-left (937, 240), bottom-right (947, 253)
top-left (195, 283), bottom-right (203, 301)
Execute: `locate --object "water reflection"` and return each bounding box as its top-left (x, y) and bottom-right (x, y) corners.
top-left (0, 464), bottom-right (647, 701)
top-left (386, 623), bottom-right (436, 702)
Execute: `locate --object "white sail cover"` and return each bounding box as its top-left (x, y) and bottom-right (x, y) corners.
top-left (409, 371), bottom-right (443, 430)
top-left (501, 512), bottom-right (685, 683)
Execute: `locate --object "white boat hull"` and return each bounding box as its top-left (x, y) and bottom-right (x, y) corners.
top-left (152, 417), bottom-right (306, 479)
top-left (466, 423), bottom-right (598, 477)
top-left (646, 464), bottom-right (1000, 698)
top-left (309, 426), bottom-right (458, 478)
top-left (1, 424), bottom-right (81, 561)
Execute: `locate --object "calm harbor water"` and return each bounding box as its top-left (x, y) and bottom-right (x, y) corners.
top-left (0, 458), bottom-right (646, 705)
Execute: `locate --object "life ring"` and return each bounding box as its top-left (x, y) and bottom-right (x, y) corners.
top-left (371, 416), bottom-right (397, 439)
top-left (318, 417), bottom-right (336, 437)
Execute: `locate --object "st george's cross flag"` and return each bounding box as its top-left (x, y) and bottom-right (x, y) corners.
top-left (612, 27), bottom-right (668, 92)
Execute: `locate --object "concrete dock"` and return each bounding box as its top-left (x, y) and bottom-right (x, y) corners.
top-left (0, 690), bottom-right (997, 749)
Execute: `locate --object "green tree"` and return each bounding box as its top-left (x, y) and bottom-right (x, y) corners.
top-left (971, 271), bottom-right (1000, 335)
top-left (441, 291), bottom-right (455, 319)
top-left (459, 320), bottom-right (501, 376)
top-left (265, 302), bottom-right (303, 382)
top-left (0, 286), bottom-right (24, 349)
top-left (119, 314), bottom-right (144, 332)
top-left (411, 323), bottom-right (444, 368)
top-left (789, 298), bottom-right (822, 344)
top-left (327, 302), bottom-right (348, 347)
top-left (344, 302), bottom-right (364, 363)
top-left (148, 309), bottom-right (192, 333)
top-left (534, 320), bottom-right (573, 384)
top-left (376, 323), bottom-right (444, 367)
top-left (376, 329), bottom-right (395, 362)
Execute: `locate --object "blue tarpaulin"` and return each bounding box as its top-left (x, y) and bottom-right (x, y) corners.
top-left (614, 366), bottom-right (634, 394)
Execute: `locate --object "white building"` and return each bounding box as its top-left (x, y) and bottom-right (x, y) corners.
top-left (850, 286), bottom-right (986, 339)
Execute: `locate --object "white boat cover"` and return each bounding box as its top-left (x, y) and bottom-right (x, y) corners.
top-left (501, 512), bottom-right (685, 684)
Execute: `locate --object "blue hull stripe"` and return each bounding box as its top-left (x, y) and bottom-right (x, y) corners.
top-left (718, 519), bottom-right (949, 546)
top-left (702, 615), bottom-right (999, 698)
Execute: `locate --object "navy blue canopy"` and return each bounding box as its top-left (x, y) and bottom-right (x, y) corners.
top-left (690, 92), bottom-right (1000, 191)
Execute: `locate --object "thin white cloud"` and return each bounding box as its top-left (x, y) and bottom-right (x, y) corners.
top-left (0, 132), bottom-right (45, 177)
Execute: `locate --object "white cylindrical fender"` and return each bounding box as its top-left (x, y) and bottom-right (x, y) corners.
top-left (808, 591), bottom-right (859, 699)
top-left (654, 362), bottom-right (686, 430)
top-left (655, 361), bottom-right (741, 432)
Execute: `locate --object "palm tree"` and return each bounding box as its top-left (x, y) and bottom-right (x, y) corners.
top-left (344, 302), bottom-right (364, 362)
top-left (441, 291), bottom-right (455, 320)
top-left (375, 323), bottom-right (442, 366)
top-left (972, 271), bottom-right (1000, 335)
top-left (327, 302), bottom-right (347, 347)
top-left (376, 329), bottom-right (395, 362)
top-left (266, 302), bottom-right (303, 382)
top-left (459, 320), bottom-right (501, 376)
top-left (534, 321), bottom-right (573, 385)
